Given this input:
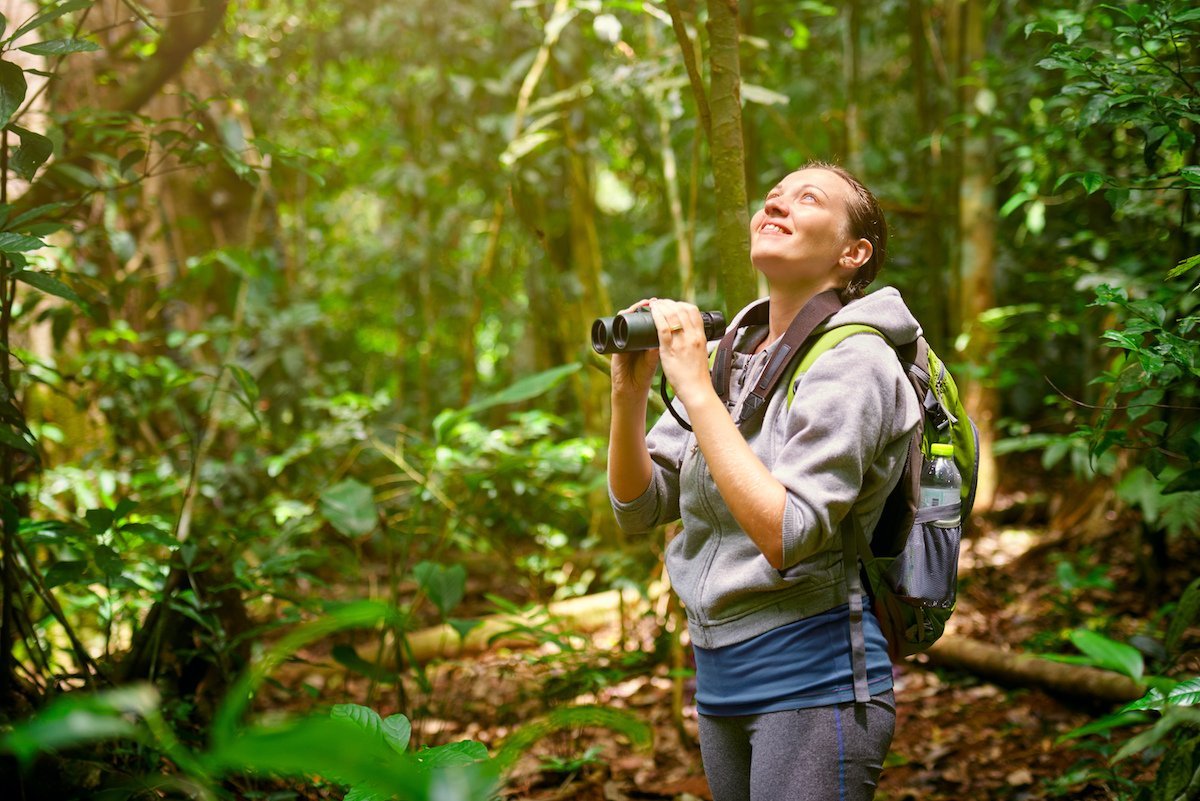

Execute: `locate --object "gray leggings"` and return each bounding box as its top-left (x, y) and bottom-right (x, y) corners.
top-left (697, 691), bottom-right (896, 801)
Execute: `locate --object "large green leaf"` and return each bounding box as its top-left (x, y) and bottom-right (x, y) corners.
top-left (18, 38), bottom-right (101, 56)
top-left (14, 269), bottom-right (86, 309)
top-left (416, 740), bottom-right (489, 768)
top-left (436, 363), bottom-right (581, 441)
top-left (0, 684), bottom-right (159, 766)
top-left (1167, 578), bottom-right (1200, 657)
top-left (319, 479), bottom-right (377, 537)
top-left (206, 717), bottom-right (498, 801)
top-left (0, 59), bottom-right (26, 127)
top-left (212, 601), bottom-right (404, 746)
top-left (332, 703), bottom-right (384, 738)
top-left (495, 705), bottom-right (652, 771)
top-left (1070, 629), bottom-right (1145, 683)
top-left (1123, 676), bottom-right (1200, 712)
top-left (10, 0), bottom-right (93, 41)
top-left (9, 124), bottom-right (53, 180)
top-left (1113, 707), bottom-right (1200, 763)
top-left (0, 233), bottom-right (45, 253)
top-left (413, 561), bottom-right (466, 619)
top-left (382, 715), bottom-right (412, 755)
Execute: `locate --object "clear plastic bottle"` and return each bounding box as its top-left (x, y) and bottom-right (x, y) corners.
top-left (919, 442), bottom-right (961, 528)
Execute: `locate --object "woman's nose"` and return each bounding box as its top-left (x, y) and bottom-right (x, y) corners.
top-left (763, 196), bottom-right (786, 216)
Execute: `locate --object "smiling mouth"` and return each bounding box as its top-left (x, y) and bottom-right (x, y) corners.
top-left (760, 222), bottom-right (791, 235)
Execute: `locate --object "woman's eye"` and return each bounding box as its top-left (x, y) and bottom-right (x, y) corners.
top-left (801, 192), bottom-right (816, 202)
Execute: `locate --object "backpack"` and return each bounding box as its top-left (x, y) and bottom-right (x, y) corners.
top-left (707, 290), bottom-right (979, 704)
top-left (785, 323), bottom-right (980, 702)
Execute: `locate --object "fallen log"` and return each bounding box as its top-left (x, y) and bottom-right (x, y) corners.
top-left (925, 636), bottom-right (1145, 703)
top-left (395, 588), bottom-right (652, 665)
top-left (376, 588), bottom-right (1146, 706)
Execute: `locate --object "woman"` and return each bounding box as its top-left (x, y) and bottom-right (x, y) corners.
top-left (607, 162), bottom-right (921, 801)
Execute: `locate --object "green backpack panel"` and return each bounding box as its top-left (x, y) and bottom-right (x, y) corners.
top-left (788, 324), bottom-right (980, 695)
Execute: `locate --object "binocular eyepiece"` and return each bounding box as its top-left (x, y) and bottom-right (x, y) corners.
top-left (592, 308), bottom-right (726, 354)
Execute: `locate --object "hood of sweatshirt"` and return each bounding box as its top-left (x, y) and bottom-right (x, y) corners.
top-left (820, 286), bottom-right (922, 346)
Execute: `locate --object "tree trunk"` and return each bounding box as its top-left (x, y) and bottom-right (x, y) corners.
top-left (841, 0), bottom-right (864, 175)
top-left (705, 0), bottom-right (756, 312)
top-left (956, 0), bottom-right (998, 512)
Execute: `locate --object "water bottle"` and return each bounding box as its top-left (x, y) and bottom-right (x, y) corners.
top-left (920, 442), bottom-right (961, 528)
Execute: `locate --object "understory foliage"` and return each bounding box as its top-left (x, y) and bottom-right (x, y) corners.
top-left (0, 0), bottom-right (1197, 799)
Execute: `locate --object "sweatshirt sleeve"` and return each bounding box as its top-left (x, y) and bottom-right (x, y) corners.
top-left (608, 398), bottom-right (690, 534)
top-left (775, 334), bottom-right (919, 568)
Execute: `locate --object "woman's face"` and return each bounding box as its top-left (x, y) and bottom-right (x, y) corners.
top-left (749, 167), bottom-right (865, 287)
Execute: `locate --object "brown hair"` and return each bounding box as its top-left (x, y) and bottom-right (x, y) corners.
top-left (803, 161), bottom-right (888, 301)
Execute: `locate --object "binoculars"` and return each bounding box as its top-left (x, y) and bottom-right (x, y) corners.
top-left (591, 308), bottom-right (726, 354)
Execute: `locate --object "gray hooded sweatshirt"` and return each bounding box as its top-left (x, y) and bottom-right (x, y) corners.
top-left (610, 288), bottom-right (922, 649)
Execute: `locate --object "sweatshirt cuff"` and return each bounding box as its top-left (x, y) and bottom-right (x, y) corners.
top-left (609, 477), bottom-right (660, 531)
top-left (781, 495), bottom-right (806, 568)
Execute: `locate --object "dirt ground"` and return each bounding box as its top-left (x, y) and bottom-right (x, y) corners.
top-left (271, 505), bottom-right (1191, 801)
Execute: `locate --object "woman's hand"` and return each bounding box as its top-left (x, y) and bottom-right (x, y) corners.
top-left (610, 299), bottom-right (661, 402)
top-left (648, 299), bottom-right (717, 408)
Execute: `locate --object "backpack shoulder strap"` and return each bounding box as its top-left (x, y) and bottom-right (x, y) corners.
top-left (711, 290), bottom-right (844, 426)
top-left (786, 324), bottom-right (890, 407)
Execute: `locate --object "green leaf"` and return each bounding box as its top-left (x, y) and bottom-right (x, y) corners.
top-left (382, 715), bottom-right (411, 755)
top-left (0, 684), bottom-right (159, 767)
top-left (93, 544), bottom-right (123, 579)
top-left (449, 617), bottom-right (483, 643)
top-left (118, 522), bottom-right (175, 547)
top-left (1057, 710), bottom-right (1147, 743)
top-left (413, 561), bottom-right (466, 619)
top-left (11, 0), bottom-right (93, 41)
top-left (14, 270), bottom-right (87, 308)
top-left (495, 705), bottom-right (652, 771)
top-left (319, 479), bottom-right (377, 537)
top-left (9, 124), bottom-right (53, 180)
top-left (0, 425), bottom-right (36, 455)
top-left (212, 601), bottom-right (405, 746)
top-left (18, 38), bottom-right (100, 56)
top-left (1113, 707), bottom-right (1200, 763)
top-left (0, 59), bottom-right (27, 127)
top-left (416, 740), bottom-right (489, 768)
top-left (1070, 629), bottom-right (1144, 682)
top-left (442, 363), bottom-right (582, 439)
top-left (1123, 677), bottom-right (1200, 712)
top-left (1162, 468), bottom-right (1200, 494)
top-left (118, 148), bottom-right (146, 178)
top-left (0, 233), bottom-right (46, 253)
top-left (331, 645), bottom-right (397, 684)
top-left (44, 559), bottom-right (87, 588)
top-left (1167, 578), bottom-right (1200, 657)
top-left (85, 507), bottom-right (114, 533)
top-left (9, 201), bottom-right (71, 229)
top-left (331, 703), bottom-right (384, 738)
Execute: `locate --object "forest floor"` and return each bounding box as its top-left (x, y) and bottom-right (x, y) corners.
top-left (273, 493), bottom-right (1192, 801)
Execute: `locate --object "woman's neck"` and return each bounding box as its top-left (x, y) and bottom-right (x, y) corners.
top-left (756, 283), bottom-right (841, 353)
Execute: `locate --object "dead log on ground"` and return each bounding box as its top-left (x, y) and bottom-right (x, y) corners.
top-left (925, 636), bottom-right (1144, 703)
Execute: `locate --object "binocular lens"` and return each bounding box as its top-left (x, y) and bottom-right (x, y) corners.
top-left (591, 317), bottom-right (616, 353)
top-left (590, 308), bottom-right (726, 354)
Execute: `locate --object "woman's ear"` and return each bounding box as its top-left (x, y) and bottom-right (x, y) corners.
top-left (840, 238), bottom-right (873, 271)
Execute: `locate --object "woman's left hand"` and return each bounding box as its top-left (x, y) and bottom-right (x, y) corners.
top-left (648, 299), bottom-right (717, 408)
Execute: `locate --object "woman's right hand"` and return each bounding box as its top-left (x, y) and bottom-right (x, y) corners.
top-left (609, 299), bottom-right (661, 401)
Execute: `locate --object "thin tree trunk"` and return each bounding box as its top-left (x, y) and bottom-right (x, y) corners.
top-left (957, 0), bottom-right (998, 511)
top-left (842, 0), bottom-right (864, 175)
top-left (705, 0), bottom-right (756, 311)
top-left (910, 0), bottom-right (949, 348)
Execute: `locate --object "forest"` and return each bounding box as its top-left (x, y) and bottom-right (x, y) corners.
top-left (0, 0), bottom-right (1197, 799)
